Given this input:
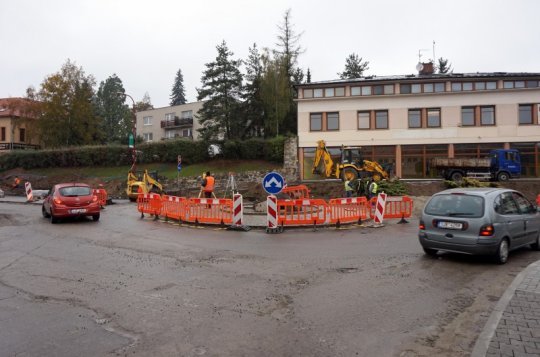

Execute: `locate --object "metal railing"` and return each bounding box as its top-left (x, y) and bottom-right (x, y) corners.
top-left (0, 143), bottom-right (40, 151)
top-left (160, 117), bottom-right (193, 128)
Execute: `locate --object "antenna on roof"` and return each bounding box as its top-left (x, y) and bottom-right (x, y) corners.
top-left (432, 40), bottom-right (436, 64)
top-left (418, 48), bottom-right (430, 63)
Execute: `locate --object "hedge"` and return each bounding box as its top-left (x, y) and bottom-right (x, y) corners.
top-left (0, 137), bottom-right (286, 171)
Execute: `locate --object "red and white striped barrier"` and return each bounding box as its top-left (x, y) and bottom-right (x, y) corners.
top-left (25, 182), bottom-right (33, 202)
top-left (233, 193), bottom-right (243, 226)
top-left (266, 195), bottom-right (278, 231)
top-left (373, 192), bottom-right (387, 225)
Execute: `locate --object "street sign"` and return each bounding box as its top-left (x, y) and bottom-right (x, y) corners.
top-left (262, 172), bottom-right (285, 195)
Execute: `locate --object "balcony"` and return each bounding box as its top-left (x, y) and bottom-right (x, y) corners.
top-left (161, 116), bottom-right (193, 129)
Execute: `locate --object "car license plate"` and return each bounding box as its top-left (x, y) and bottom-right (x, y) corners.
top-left (70, 208), bottom-right (87, 214)
top-left (438, 221), bottom-right (462, 230)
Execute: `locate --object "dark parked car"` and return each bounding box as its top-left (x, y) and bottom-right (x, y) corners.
top-left (418, 188), bottom-right (540, 264)
top-left (42, 183), bottom-right (100, 224)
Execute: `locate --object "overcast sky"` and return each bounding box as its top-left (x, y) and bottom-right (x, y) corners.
top-left (1, 0), bottom-right (539, 108)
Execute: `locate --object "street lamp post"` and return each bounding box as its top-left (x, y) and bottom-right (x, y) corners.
top-left (122, 93), bottom-right (137, 172)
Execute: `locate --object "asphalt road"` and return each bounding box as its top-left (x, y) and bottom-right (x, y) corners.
top-left (1, 201), bottom-right (539, 357)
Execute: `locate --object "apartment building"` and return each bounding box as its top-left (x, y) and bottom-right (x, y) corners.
top-left (295, 65), bottom-right (540, 179)
top-left (135, 101), bottom-right (204, 142)
top-left (0, 97), bottom-right (40, 153)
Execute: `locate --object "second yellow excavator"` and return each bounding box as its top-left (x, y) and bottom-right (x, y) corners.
top-left (312, 140), bottom-right (391, 182)
top-left (126, 170), bottom-right (163, 202)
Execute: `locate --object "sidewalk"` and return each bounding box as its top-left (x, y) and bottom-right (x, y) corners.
top-left (472, 260), bottom-right (540, 357)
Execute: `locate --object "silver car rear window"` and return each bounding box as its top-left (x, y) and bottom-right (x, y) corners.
top-left (59, 186), bottom-right (92, 197)
top-left (425, 194), bottom-right (484, 218)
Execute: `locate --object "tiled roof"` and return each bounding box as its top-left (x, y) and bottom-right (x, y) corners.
top-left (0, 98), bottom-right (38, 118)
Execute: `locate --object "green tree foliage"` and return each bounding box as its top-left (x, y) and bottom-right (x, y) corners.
top-left (197, 40), bottom-right (244, 140)
top-left (95, 74), bottom-right (132, 144)
top-left (36, 60), bottom-right (101, 148)
top-left (437, 57), bottom-right (452, 74)
top-left (242, 43), bottom-right (265, 138)
top-left (260, 53), bottom-right (290, 138)
top-left (337, 53), bottom-right (370, 79)
top-left (133, 92), bottom-right (153, 112)
top-left (306, 68), bottom-right (311, 83)
top-left (170, 68), bottom-right (187, 106)
top-left (270, 8), bottom-right (304, 135)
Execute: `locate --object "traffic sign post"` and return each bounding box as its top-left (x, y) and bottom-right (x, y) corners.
top-left (262, 172), bottom-right (285, 195)
top-left (177, 155), bottom-right (182, 187)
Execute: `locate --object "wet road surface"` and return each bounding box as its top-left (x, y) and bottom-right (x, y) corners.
top-left (1, 201), bottom-right (539, 356)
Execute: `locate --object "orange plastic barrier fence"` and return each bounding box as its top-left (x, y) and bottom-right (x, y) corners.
top-left (281, 185), bottom-right (311, 199)
top-left (277, 198), bottom-right (328, 226)
top-left (328, 197), bottom-right (369, 224)
top-left (537, 194), bottom-right (540, 206)
top-left (161, 195), bottom-right (187, 221)
top-left (369, 196), bottom-right (413, 219)
top-left (137, 193), bottom-right (162, 218)
top-left (184, 198), bottom-right (233, 225)
top-left (93, 188), bottom-right (107, 207)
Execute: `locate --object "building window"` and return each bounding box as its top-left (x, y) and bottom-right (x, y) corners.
top-left (519, 104), bottom-right (533, 125)
top-left (480, 106), bottom-right (495, 125)
top-left (143, 133), bottom-right (153, 142)
top-left (384, 85), bottom-right (394, 94)
top-left (373, 85), bottom-right (384, 95)
top-left (400, 84), bottom-right (411, 94)
top-left (434, 83), bottom-right (445, 92)
top-left (325, 88), bottom-right (335, 97)
top-left (143, 116), bottom-right (152, 125)
top-left (165, 130), bottom-right (175, 139)
top-left (361, 86), bottom-right (371, 96)
top-left (375, 110), bottom-right (388, 129)
top-left (181, 110), bottom-right (193, 119)
top-left (165, 113), bottom-right (175, 121)
top-left (461, 107), bottom-right (475, 126)
top-left (411, 84), bottom-right (421, 93)
top-left (0, 127), bottom-right (5, 141)
top-left (503, 81), bottom-right (514, 89)
top-left (19, 128), bottom-right (25, 142)
top-left (327, 112), bottom-right (339, 130)
top-left (351, 87), bottom-right (361, 96)
top-left (451, 82), bottom-right (462, 92)
top-left (424, 83), bottom-right (434, 93)
top-left (303, 89), bottom-right (313, 98)
top-left (427, 109), bottom-right (441, 127)
top-left (357, 111), bottom-right (370, 129)
top-left (486, 81), bottom-right (497, 90)
top-left (527, 80), bottom-right (539, 88)
top-left (182, 129), bottom-right (191, 137)
top-left (310, 113), bottom-right (322, 131)
top-left (313, 89), bottom-right (323, 98)
top-left (408, 109), bottom-right (421, 128)
top-left (335, 87), bottom-right (345, 96)
top-left (463, 82), bottom-right (473, 91)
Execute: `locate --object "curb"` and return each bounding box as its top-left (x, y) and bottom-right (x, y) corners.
top-left (471, 260), bottom-right (540, 357)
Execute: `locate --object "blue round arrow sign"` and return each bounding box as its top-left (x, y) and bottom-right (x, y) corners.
top-left (262, 172), bottom-right (285, 195)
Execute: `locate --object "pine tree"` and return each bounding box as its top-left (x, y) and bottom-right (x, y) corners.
top-left (306, 68), bottom-right (311, 83)
top-left (242, 43), bottom-right (265, 138)
top-left (437, 57), bottom-right (452, 74)
top-left (170, 68), bottom-right (187, 106)
top-left (338, 53), bottom-right (369, 79)
top-left (196, 40), bottom-right (243, 140)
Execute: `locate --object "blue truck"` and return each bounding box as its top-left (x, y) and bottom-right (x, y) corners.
top-left (431, 149), bottom-right (521, 181)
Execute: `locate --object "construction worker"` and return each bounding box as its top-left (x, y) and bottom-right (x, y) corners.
top-left (344, 178), bottom-right (354, 198)
top-left (368, 178), bottom-right (378, 200)
top-left (12, 176), bottom-right (21, 189)
top-left (201, 171), bottom-right (215, 199)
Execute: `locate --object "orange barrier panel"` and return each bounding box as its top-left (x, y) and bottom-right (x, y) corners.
top-left (93, 189), bottom-right (107, 207)
top-left (137, 193), bottom-right (162, 219)
top-left (281, 185), bottom-right (311, 199)
top-left (328, 197), bottom-right (368, 224)
top-left (161, 195), bottom-right (187, 221)
top-left (185, 198), bottom-right (233, 225)
top-left (537, 194), bottom-right (540, 206)
top-left (369, 196), bottom-right (413, 219)
top-left (277, 198), bottom-right (328, 226)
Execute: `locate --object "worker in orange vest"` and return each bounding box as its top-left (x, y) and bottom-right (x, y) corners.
top-left (201, 171), bottom-right (215, 199)
top-left (12, 176), bottom-right (21, 189)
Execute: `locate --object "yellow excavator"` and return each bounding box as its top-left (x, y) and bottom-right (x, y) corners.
top-left (312, 140), bottom-right (391, 182)
top-left (126, 170), bottom-right (163, 202)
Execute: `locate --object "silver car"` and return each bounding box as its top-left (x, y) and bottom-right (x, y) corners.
top-left (418, 188), bottom-right (540, 264)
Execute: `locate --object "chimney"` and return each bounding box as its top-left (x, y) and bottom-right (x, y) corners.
top-left (417, 62), bottom-right (434, 75)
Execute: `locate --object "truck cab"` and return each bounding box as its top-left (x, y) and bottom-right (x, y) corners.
top-left (490, 149), bottom-right (521, 181)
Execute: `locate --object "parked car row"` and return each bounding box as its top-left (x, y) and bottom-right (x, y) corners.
top-left (419, 188), bottom-right (540, 264)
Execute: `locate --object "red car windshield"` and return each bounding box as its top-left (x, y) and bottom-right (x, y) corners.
top-left (59, 186), bottom-right (92, 197)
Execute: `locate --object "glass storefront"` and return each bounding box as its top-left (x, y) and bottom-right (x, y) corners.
top-left (401, 144), bottom-right (448, 178)
top-left (510, 142), bottom-right (539, 177)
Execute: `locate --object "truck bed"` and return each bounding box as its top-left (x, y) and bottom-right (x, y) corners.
top-left (431, 157), bottom-right (491, 169)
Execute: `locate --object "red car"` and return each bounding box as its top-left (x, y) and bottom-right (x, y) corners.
top-left (42, 183), bottom-right (100, 223)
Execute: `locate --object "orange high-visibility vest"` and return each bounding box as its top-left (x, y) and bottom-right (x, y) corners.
top-left (204, 176), bottom-right (215, 192)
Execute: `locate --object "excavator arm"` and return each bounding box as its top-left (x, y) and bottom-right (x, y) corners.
top-left (360, 160), bottom-right (389, 181)
top-left (312, 140), bottom-right (335, 178)
top-left (143, 170), bottom-right (163, 193)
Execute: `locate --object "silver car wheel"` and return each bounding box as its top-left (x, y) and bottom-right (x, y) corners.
top-left (497, 239), bottom-right (509, 264)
